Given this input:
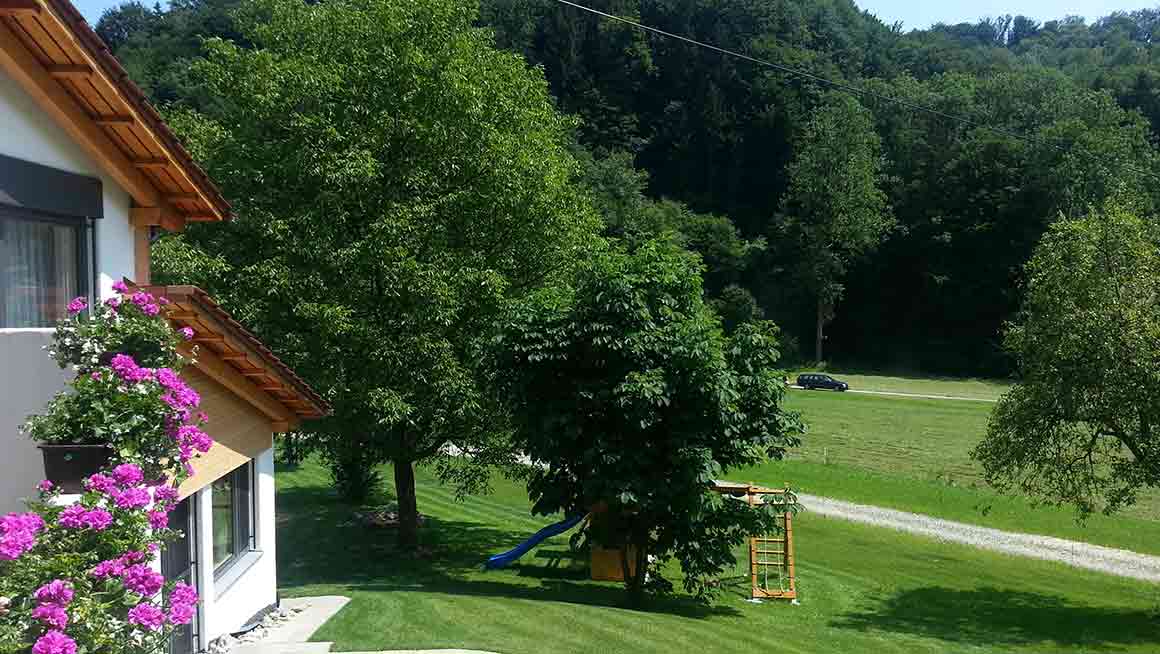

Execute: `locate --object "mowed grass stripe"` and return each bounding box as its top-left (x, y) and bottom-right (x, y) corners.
top-left (281, 459), bottom-right (1160, 654)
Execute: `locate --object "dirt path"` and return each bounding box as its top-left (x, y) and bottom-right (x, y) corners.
top-left (797, 493), bottom-right (1160, 583)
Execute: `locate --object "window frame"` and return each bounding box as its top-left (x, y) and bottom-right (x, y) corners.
top-left (212, 461), bottom-right (256, 579)
top-left (0, 205), bottom-right (92, 329)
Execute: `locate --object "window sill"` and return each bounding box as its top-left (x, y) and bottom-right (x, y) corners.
top-left (214, 550), bottom-right (263, 600)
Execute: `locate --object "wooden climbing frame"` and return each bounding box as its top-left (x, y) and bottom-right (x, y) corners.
top-left (712, 480), bottom-right (797, 601)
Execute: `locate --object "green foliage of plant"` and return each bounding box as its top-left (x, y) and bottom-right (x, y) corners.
top-left (48, 296), bottom-right (182, 373)
top-left (493, 241), bottom-right (803, 601)
top-left (974, 203), bottom-right (1160, 516)
top-left (150, 0), bottom-right (601, 546)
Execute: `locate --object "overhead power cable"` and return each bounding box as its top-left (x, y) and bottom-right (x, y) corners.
top-left (552, 0), bottom-right (1160, 180)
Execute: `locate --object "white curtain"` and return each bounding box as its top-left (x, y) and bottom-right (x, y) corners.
top-left (0, 213), bottom-right (79, 328)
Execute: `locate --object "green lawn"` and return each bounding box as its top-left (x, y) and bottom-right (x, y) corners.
top-left (741, 460), bottom-right (1160, 556)
top-left (794, 369), bottom-right (1011, 401)
top-left (777, 388), bottom-right (1160, 525)
top-left (277, 459), bottom-right (1160, 654)
top-left (782, 390), bottom-right (992, 483)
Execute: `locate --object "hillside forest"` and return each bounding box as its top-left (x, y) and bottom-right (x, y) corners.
top-left (98, 0), bottom-right (1160, 375)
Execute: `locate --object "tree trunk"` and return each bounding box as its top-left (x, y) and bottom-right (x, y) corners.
top-left (393, 459), bottom-right (419, 550)
top-left (622, 533), bottom-right (648, 605)
top-left (815, 296), bottom-right (825, 362)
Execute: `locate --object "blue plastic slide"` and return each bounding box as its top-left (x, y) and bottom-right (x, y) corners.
top-left (484, 514), bottom-right (586, 570)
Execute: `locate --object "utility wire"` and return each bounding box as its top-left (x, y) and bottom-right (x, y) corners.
top-left (553, 0), bottom-right (1160, 180)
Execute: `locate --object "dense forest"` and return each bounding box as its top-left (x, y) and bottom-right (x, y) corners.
top-left (98, 0), bottom-right (1160, 375)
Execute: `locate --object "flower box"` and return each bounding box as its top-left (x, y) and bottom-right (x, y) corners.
top-left (38, 444), bottom-right (113, 493)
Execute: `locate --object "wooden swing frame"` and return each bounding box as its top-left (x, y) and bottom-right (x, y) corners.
top-left (712, 480), bottom-right (798, 601)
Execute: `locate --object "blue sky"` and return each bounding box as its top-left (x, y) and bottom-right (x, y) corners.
top-left (74, 0), bottom-right (1160, 30)
top-left (859, 0), bottom-right (1160, 30)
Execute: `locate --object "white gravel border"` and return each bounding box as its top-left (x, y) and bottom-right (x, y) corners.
top-left (799, 493), bottom-right (1160, 583)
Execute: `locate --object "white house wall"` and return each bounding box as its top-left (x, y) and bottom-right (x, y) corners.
top-left (194, 447), bottom-right (279, 647)
top-left (0, 68), bottom-right (136, 512)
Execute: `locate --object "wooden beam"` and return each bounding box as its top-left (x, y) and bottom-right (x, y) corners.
top-left (130, 206), bottom-right (161, 227)
top-left (220, 354), bottom-right (248, 362)
top-left (165, 193), bottom-right (200, 203)
top-left (94, 114), bottom-right (134, 125)
top-left (185, 215), bottom-right (220, 222)
top-left (134, 226), bottom-right (150, 286)
top-left (0, 23), bottom-right (164, 208)
top-left (159, 208), bottom-right (185, 233)
top-left (164, 313), bottom-right (196, 321)
top-left (181, 345), bottom-right (296, 426)
top-left (47, 64), bottom-right (93, 78)
top-left (0, 0), bottom-right (41, 14)
top-left (241, 371), bottom-right (268, 378)
top-left (132, 158), bottom-right (170, 170)
top-left (270, 420), bottom-right (292, 433)
top-left (194, 335), bottom-right (225, 344)
top-left (258, 384), bottom-right (284, 392)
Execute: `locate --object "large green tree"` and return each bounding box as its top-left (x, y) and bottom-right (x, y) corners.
top-left (493, 241), bottom-right (803, 602)
top-left (778, 94), bottom-right (892, 362)
top-left (153, 0), bottom-right (599, 547)
top-left (973, 203), bottom-right (1160, 516)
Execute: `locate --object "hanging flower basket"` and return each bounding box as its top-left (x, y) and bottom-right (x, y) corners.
top-left (38, 444), bottom-right (114, 494)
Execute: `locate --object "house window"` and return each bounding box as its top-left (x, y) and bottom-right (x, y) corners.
top-left (211, 462), bottom-right (254, 575)
top-left (0, 208), bottom-right (88, 328)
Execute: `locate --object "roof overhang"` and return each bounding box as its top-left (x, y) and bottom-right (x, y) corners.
top-left (144, 285), bottom-right (330, 430)
top-left (0, 0), bottom-right (231, 231)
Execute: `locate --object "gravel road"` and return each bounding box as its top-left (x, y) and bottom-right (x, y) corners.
top-left (798, 493), bottom-right (1160, 583)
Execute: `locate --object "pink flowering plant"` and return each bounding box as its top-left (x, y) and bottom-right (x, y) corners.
top-left (24, 285), bottom-right (211, 484)
top-left (0, 474), bottom-right (198, 654)
top-left (49, 283), bottom-right (183, 373)
top-left (1, 291), bottom-right (209, 653)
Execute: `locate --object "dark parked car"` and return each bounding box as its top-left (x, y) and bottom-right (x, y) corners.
top-left (796, 373), bottom-right (849, 391)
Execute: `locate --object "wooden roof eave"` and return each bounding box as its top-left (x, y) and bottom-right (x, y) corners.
top-left (0, 0), bottom-right (231, 229)
top-left (141, 285), bottom-right (330, 424)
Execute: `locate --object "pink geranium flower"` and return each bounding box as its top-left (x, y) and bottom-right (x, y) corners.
top-left (148, 510), bottom-right (168, 530)
top-left (112, 487), bottom-right (151, 510)
top-left (128, 602), bottom-right (166, 631)
top-left (122, 564), bottom-right (164, 597)
top-left (33, 580), bottom-right (73, 607)
top-left (112, 463), bottom-right (144, 487)
top-left (32, 603), bottom-right (69, 630)
top-left (32, 631), bottom-right (75, 654)
top-left (83, 473), bottom-right (117, 494)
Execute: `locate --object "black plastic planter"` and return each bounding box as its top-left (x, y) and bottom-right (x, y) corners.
top-left (38, 444), bottom-right (113, 493)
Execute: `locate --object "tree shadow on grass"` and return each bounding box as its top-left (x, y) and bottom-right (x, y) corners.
top-left (832, 587), bottom-right (1160, 650)
top-left (275, 484), bottom-right (740, 619)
